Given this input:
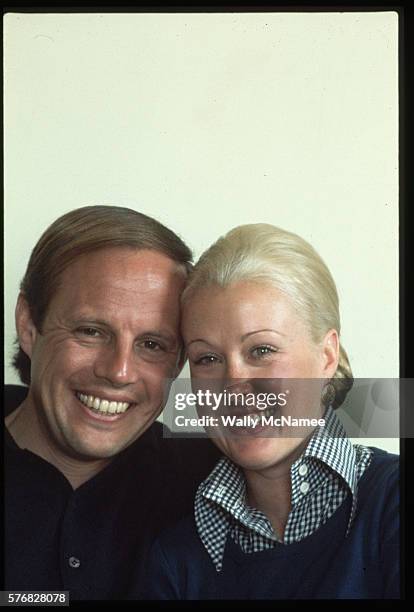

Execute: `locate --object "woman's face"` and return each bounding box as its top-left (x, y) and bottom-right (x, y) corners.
top-left (182, 281), bottom-right (339, 477)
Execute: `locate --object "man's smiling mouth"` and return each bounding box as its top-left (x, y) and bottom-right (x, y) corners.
top-left (76, 392), bottom-right (132, 415)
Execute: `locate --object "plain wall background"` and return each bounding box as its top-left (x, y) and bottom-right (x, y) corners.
top-left (4, 12), bottom-right (399, 452)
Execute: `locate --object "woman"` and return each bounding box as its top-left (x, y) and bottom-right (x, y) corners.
top-left (144, 224), bottom-right (399, 599)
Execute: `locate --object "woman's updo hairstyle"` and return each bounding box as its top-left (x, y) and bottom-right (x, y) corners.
top-left (182, 224), bottom-right (353, 409)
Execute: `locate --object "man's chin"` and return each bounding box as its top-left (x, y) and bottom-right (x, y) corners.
top-left (60, 414), bottom-right (158, 461)
top-left (63, 436), bottom-right (135, 462)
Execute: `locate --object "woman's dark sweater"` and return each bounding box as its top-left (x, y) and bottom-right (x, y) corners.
top-left (143, 448), bottom-right (399, 599)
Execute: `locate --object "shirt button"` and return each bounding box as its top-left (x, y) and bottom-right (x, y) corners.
top-left (300, 481), bottom-right (310, 495)
top-left (298, 463), bottom-right (308, 476)
top-left (68, 556), bottom-right (81, 569)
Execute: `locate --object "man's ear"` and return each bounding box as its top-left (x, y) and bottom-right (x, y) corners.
top-left (321, 329), bottom-right (340, 379)
top-left (15, 293), bottom-right (38, 359)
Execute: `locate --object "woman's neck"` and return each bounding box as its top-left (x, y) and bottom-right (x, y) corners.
top-left (244, 468), bottom-right (292, 540)
top-left (242, 437), bottom-right (310, 540)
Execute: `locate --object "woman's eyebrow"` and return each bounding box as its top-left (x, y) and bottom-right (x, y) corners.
top-left (187, 329), bottom-right (287, 347)
top-left (241, 329), bottom-right (287, 340)
top-left (187, 338), bottom-right (210, 347)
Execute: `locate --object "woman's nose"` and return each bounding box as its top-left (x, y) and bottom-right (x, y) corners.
top-left (224, 358), bottom-right (254, 392)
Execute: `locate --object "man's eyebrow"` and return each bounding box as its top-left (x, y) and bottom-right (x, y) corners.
top-left (241, 329), bottom-right (286, 341)
top-left (140, 330), bottom-right (177, 343)
top-left (70, 319), bottom-right (177, 343)
top-left (69, 317), bottom-right (110, 327)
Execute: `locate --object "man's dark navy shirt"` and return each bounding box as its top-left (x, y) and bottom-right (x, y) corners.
top-left (4, 385), bottom-right (220, 600)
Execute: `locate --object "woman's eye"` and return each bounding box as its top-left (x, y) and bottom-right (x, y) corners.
top-left (193, 354), bottom-right (219, 366)
top-left (251, 345), bottom-right (278, 358)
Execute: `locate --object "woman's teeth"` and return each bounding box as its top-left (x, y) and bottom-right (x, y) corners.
top-left (261, 406), bottom-right (279, 419)
top-left (76, 393), bottom-right (130, 415)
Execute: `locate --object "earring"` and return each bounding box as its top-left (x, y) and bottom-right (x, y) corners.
top-left (321, 381), bottom-right (336, 407)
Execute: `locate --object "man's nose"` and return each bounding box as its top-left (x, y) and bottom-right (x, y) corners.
top-left (94, 341), bottom-right (139, 386)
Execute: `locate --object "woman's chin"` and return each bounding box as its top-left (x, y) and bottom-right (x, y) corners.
top-left (217, 436), bottom-right (305, 473)
top-left (218, 437), bottom-right (279, 468)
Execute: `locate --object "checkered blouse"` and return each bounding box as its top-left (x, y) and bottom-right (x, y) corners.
top-left (194, 407), bottom-right (372, 572)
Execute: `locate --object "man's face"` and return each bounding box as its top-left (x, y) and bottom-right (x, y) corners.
top-left (20, 247), bottom-right (186, 461)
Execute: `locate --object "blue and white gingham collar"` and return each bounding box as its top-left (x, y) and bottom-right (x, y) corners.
top-left (195, 407), bottom-right (371, 571)
top-left (301, 406), bottom-right (359, 498)
top-left (195, 457), bottom-right (245, 571)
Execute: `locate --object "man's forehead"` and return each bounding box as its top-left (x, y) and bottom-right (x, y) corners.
top-left (67, 246), bottom-right (186, 274)
top-left (54, 247), bottom-right (185, 291)
top-left (47, 247), bottom-right (187, 312)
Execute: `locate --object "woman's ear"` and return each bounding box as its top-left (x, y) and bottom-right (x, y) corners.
top-left (321, 329), bottom-right (340, 379)
top-left (15, 293), bottom-right (38, 359)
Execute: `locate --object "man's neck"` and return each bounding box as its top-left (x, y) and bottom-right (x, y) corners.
top-left (5, 398), bottom-right (111, 490)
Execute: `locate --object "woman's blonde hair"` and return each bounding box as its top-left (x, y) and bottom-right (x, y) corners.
top-left (183, 223), bottom-right (353, 409)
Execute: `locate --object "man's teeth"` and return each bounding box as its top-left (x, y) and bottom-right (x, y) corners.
top-left (77, 393), bottom-right (130, 415)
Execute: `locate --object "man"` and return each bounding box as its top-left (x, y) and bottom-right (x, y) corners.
top-left (4, 205), bottom-right (219, 600)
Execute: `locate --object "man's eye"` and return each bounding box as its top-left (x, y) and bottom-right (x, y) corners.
top-left (77, 327), bottom-right (101, 337)
top-left (194, 354), bottom-right (219, 366)
top-left (142, 340), bottom-right (164, 351)
top-left (251, 345), bottom-right (278, 358)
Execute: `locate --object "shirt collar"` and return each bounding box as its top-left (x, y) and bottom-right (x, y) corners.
top-left (198, 457), bottom-right (246, 513)
top-left (200, 407), bottom-right (359, 502)
top-left (195, 457), bottom-right (244, 571)
top-left (195, 407), bottom-right (366, 570)
top-left (300, 406), bottom-right (360, 533)
top-left (301, 406), bottom-right (359, 498)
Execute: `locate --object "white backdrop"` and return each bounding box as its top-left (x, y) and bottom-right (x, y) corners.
top-left (4, 12), bottom-right (399, 452)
